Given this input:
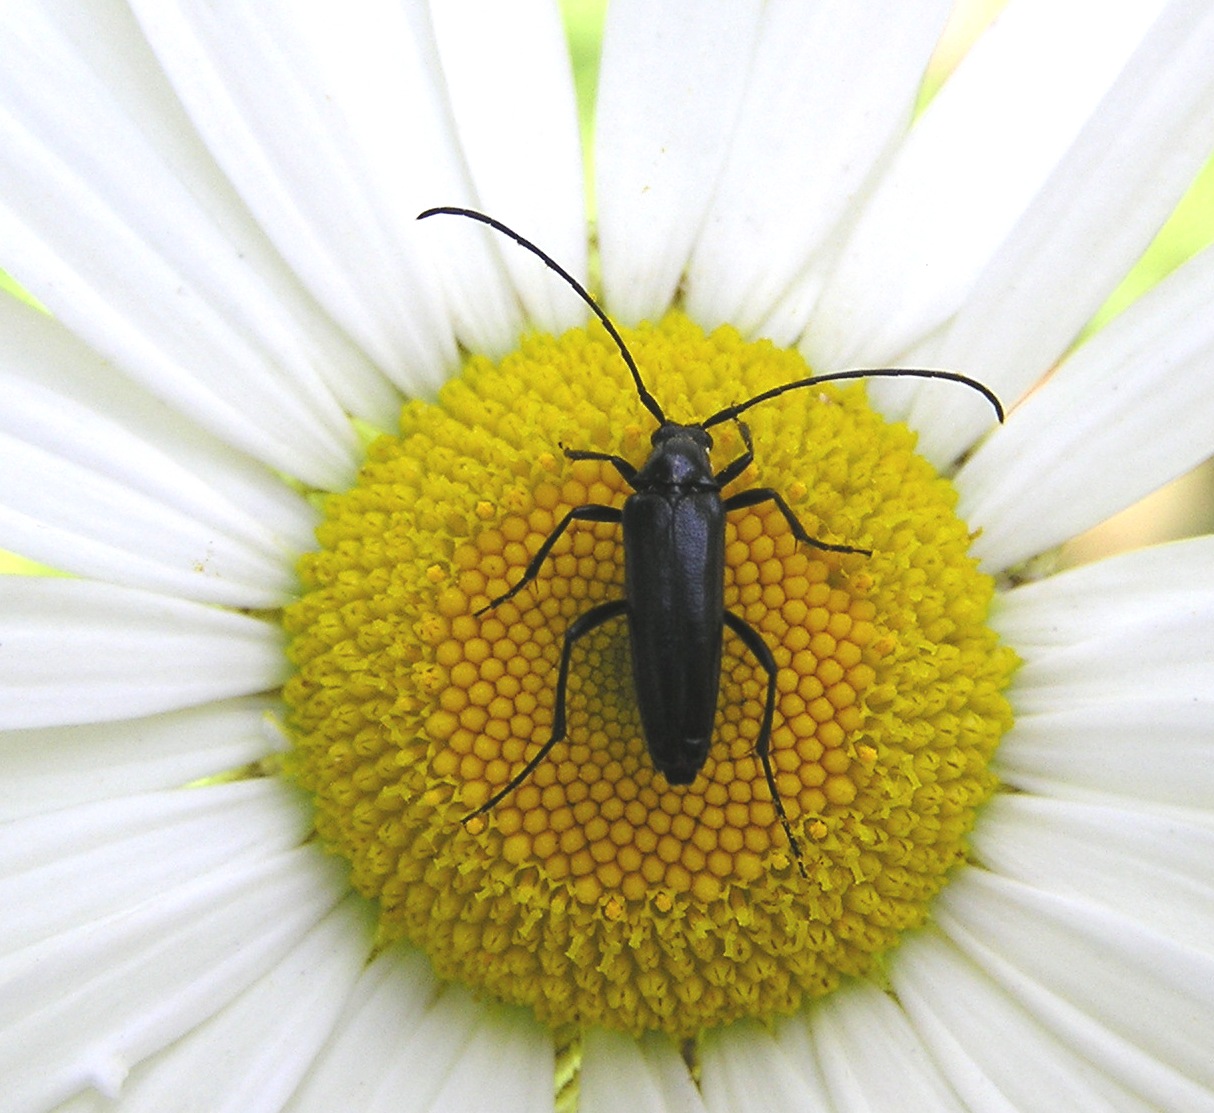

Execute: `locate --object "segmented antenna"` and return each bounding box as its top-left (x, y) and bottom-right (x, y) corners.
top-left (417, 207), bottom-right (1005, 430)
top-left (417, 207), bottom-right (667, 426)
top-left (703, 368), bottom-right (1004, 428)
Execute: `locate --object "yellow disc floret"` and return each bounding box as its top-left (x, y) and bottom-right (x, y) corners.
top-left (283, 312), bottom-right (1016, 1036)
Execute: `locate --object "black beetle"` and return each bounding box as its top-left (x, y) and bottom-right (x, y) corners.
top-left (417, 206), bottom-right (1003, 875)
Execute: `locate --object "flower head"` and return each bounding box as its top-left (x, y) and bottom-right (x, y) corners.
top-left (2, 2), bottom-right (1214, 1111)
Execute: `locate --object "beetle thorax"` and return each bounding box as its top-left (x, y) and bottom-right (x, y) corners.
top-left (635, 423), bottom-right (716, 489)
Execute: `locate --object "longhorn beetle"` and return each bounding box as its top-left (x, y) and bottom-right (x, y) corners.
top-left (418, 206), bottom-right (1004, 876)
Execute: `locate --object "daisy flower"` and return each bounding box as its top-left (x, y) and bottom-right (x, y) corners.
top-left (2, 1), bottom-right (1214, 1111)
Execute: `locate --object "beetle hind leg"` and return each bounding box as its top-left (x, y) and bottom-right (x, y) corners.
top-left (722, 611), bottom-right (809, 879)
top-left (462, 598), bottom-right (628, 822)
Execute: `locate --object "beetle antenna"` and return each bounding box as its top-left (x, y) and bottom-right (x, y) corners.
top-left (702, 367), bottom-right (1004, 429)
top-left (418, 206), bottom-right (667, 426)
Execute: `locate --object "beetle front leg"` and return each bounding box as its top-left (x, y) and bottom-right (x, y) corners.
top-left (477, 503), bottom-right (623, 615)
top-left (562, 445), bottom-right (638, 486)
top-left (463, 598), bottom-right (629, 821)
top-left (722, 611), bottom-right (808, 879)
top-left (723, 486), bottom-right (871, 556)
top-left (712, 420), bottom-right (754, 488)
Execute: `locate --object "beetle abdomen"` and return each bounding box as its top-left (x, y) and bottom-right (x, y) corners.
top-left (623, 488), bottom-right (725, 783)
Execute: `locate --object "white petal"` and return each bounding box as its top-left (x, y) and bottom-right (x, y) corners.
top-left (358, 980), bottom-right (481, 1112)
top-left (995, 534), bottom-right (1214, 646)
top-left (811, 981), bottom-right (966, 1112)
top-left (0, 297), bottom-right (317, 554)
top-left (804, 0), bottom-right (1169, 373)
top-left (0, 443), bottom-right (293, 609)
top-left (906, 0), bottom-right (1214, 463)
top-left (936, 868), bottom-right (1214, 1109)
top-left (0, 4), bottom-right (378, 485)
top-left (49, 1091), bottom-right (104, 1113)
top-left (958, 244), bottom-right (1214, 569)
top-left (429, 0), bottom-right (588, 336)
top-left (132, 0), bottom-right (521, 374)
top-left (1013, 615), bottom-right (1213, 712)
top-left (106, 897), bottom-right (368, 1113)
top-left (892, 928), bottom-right (1158, 1112)
top-left (0, 696), bottom-right (282, 822)
top-left (0, 842), bottom-right (346, 1111)
top-left (0, 779), bottom-right (306, 954)
top-left (994, 696), bottom-right (1214, 816)
top-left (994, 535), bottom-right (1214, 714)
top-left (0, 579), bottom-right (286, 729)
top-left (580, 1028), bottom-right (705, 1113)
top-left (596, 0), bottom-right (762, 325)
top-left (285, 949), bottom-right (442, 1112)
top-left (700, 1017), bottom-right (827, 1113)
top-left (293, 976), bottom-right (539, 1113)
top-left (425, 1000), bottom-right (554, 1113)
top-left (971, 795), bottom-right (1214, 955)
top-left (686, 0), bottom-right (952, 343)
top-left (0, 299), bottom-right (314, 604)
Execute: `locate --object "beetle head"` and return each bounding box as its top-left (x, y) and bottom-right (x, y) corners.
top-left (638, 424), bottom-right (715, 487)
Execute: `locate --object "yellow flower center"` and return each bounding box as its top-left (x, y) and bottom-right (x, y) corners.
top-left (283, 311), bottom-right (1016, 1037)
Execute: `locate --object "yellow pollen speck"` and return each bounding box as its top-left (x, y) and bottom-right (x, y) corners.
top-left (283, 311), bottom-right (1016, 1038)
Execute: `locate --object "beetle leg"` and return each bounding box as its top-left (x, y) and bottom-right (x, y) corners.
top-left (562, 445), bottom-right (638, 486)
top-left (723, 487), bottom-right (871, 555)
top-left (712, 420), bottom-right (754, 487)
top-left (477, 503), bottom-right (623, 615)
top-left (463, 598), bottom-right (629, 822)
top-left (722, 611), bottom-right (808, 879)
